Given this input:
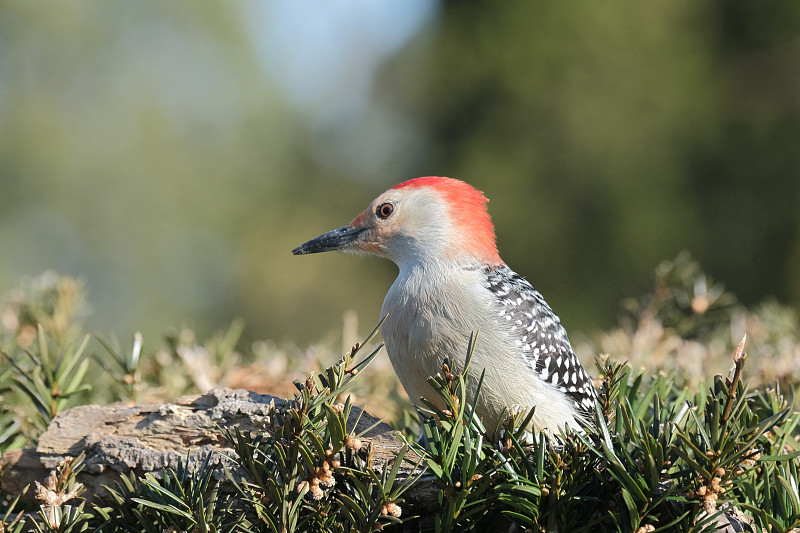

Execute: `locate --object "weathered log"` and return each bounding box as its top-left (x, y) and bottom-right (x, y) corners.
top-left (0, 388), bottom-right (437, 512)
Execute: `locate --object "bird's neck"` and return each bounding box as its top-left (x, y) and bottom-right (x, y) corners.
top-left (394, 254), bottom-right (490, 281)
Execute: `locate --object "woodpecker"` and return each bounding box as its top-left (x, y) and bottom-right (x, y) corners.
top-left (292, 177), bottom-right (596, 434)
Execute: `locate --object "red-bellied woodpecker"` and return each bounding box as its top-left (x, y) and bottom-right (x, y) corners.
top-left (292, 176), bottom-right (596, 434)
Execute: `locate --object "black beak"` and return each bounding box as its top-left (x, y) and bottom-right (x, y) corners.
top-left (292, 225), bottom-right (366, 255)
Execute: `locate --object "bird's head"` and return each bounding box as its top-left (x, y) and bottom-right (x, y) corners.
top-left (292, 176), bottom-right (502, 267)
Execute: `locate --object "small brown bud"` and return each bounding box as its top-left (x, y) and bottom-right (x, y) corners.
top-left (320, 473), bottom-right (335, 488)
top-left (691, 296), bottom-right (709, 314)
top-left (380, 502), bottom-right (402, 518)
top-left (345, 435), bottom-right (363, 450)
top-left (733, 335), bottom-right (746, 363)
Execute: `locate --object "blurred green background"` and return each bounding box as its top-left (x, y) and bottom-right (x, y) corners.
top-left (1, 1), bottom-right (799, 350)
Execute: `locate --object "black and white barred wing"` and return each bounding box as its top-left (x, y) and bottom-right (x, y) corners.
top-left (485, 265), bottom-right (597, 418)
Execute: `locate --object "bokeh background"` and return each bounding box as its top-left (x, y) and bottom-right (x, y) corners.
top-left (1, 0), bottom-right (799, 352)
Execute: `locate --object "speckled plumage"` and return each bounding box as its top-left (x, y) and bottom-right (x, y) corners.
top-left (485, 265), bottom-right (596, 419)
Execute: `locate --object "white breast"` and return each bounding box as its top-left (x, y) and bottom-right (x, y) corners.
top-left (379, 263), bottom-right (581, 434)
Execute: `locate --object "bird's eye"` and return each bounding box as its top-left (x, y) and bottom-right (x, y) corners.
top-left (376, 202), bottom-right (394, 219)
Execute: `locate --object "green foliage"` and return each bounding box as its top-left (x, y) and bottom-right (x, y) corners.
top-left (2, 328), bottom-right (91, 435)
top-left (222, 319), bottom-right (422, 532)
top-left (0, 367), bottom-right (24, 453)
top-left (1, 273), bottom-right (96, 448)
top-left (0, 270), bottom-right (798, 531)
top-left (96, 454), bottom-right (244, 533)
top-left (414, 334), bottom-right (504, 531)
top-left (28, 504), bottom-right (90, 533)
top-left (0, 490), bottom-right (27, 533)
top-left (93, 333), bottom-right (144, 405)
